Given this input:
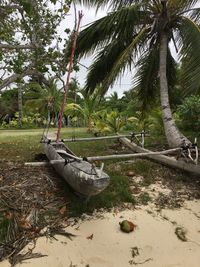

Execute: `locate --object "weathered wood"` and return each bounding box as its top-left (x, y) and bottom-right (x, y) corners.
top-left (55, 149), bottom-right (82, 161)
top-left (44, 142), bottom-right (110, 197)
top-left (49, 148), bottom-right (180, 163)
top-left (63, 135), bottom-right (130, 142)
top-left (25, 162), bottom-right (50, 166)
top-left (120, 137), bottom-right (200, 176)
top-left (86, 148), bottom-right (181, 161)
top-left (62, 133), bottom-right (149, 142)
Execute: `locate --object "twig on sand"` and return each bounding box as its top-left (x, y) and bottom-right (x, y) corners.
top-left (11, 248), bottom-right (47, 267)
top-left (129, 258), bottom-right (153, 265)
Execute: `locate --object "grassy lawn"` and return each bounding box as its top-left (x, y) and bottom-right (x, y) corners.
top-left (0, 127), bottom-right (92, 162)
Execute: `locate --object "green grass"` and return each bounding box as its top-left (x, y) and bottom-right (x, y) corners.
top-left (0, 134), bottom-right (43, 162)
top-left (63, 173), bottom-right (136, 217)
top-left (0, 127), bottom-right (91, 162)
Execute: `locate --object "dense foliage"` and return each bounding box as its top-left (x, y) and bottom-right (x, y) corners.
top-left (178, 95), bottom-right (200, 132)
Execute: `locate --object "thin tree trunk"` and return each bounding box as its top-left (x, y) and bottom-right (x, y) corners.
top-left (18, 84), bottom-right (23, 127)
top-left (159, 33), bottom-right (190, 148)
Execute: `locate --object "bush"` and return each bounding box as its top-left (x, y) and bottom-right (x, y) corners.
top-left (0, 113), bottom-right (46, 129)
top-left (177, 95), bottom-right (200, 131)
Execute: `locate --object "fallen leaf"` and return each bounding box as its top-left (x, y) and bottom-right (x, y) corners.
top-left (175, 227), bottom-right (187, 242)
top-left (59, 206), bottom-right (67, 215)
top-left (127, 171), bottom-right (135, 177)
top-left (4, 211), bottom-right (13, 220)
top-left (19, 219), bottom-right (32, 230)
top-left (0, 175), bottom-right (4, 181)
top-left (87, 234), bottom-right (93, 240)
top-left (32, 227), bottom-right (41, 233)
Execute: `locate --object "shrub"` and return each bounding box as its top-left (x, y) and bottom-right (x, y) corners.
top-left (0, 113), bottom-right (46, 129)
top-left (177, 95), bottom-right (200, 131)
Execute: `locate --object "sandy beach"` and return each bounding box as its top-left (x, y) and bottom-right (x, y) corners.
top-left (1, 198), bottom-right (200, 267)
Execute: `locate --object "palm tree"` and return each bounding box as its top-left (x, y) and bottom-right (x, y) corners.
top-left (64, 88), bottom-right (102, 131)
top-left (75, 0), bottom-right (200, 148)
top-left (25, 80), bottom-right (62, 123)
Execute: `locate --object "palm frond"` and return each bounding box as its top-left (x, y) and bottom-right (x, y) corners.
top-left (189, 8), bottom-right (200, 23)
top-left (74, 0), bottom-right (144, 10)
top-left (175, 7), bottom-right (200, 24)
top-left (84, 37), bottom-right (135, 94)
top-left (168, 0), bottom-right (199, 14)
top-left (76, 5), bottom-right (149, 58)
top-left (100, 27), bottom-right (149, 95)
top-left (176, 16), bottom-right (200, 94)
top-left (85, 28), bottom-right (146, 95)
top-left (133, 44), bottom-right (159, 112)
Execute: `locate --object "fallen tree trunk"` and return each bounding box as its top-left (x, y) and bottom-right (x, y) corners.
top-left (120, 137), bottom-right (200, 176)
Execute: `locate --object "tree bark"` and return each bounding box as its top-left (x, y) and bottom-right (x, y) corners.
top-left (18, 84), bottom-right (23, 127)
top-left (159, 33), bottom-right (190, 148)
top-left (0, 43), bottom-right (35, 50)
top-left (0, 69), bottom-right (35, 91)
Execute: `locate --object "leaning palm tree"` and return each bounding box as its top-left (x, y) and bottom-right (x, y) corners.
top-left (75, 0), bottom-right (200, 148)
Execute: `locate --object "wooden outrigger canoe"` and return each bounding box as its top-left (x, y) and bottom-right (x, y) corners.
top-left (24, 133), bottom-right (199, 197)
top-left (44, 141), bottom-right (110, 197)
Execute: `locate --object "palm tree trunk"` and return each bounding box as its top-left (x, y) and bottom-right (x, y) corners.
top-left (159, 33), bottom-right (190, 148)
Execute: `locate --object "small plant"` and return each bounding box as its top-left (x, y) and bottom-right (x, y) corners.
top-left (133, 160), bottom-right (155, 185)
top-left (138, 192), bottom-right (151, 205)
top-left (104, 111), bottom-right (126, 133)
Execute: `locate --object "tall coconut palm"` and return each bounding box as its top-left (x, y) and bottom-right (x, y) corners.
top-left (74, 0), bottom-right (200, 148)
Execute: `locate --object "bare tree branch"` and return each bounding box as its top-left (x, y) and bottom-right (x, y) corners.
top-left (0, 69), bottom-right (49, 91)
top-left (0, 43), bottom-right (36, 50)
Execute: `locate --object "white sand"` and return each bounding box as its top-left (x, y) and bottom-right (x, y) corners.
top-left (1, 200), bottom-right (200, 267)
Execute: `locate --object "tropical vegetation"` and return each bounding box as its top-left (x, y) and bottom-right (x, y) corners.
top-left (75, 0), bottom-right (200, 147)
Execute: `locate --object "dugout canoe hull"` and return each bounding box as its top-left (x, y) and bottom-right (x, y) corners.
top-left (44, 142), bottom-right (110, 197)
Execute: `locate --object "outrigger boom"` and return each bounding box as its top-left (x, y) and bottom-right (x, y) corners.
top-left (49, 147), bottom-right (181, 164)
top-left (61, 133), bottom-right (149, 143)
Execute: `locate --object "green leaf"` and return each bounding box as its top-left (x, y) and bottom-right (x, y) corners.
top-left (133, 44), bottom-right (160, 112)
top-left (176, 16), bottom-right (200, 94)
